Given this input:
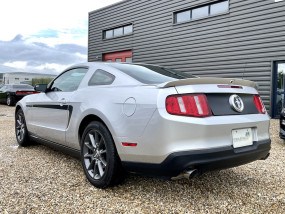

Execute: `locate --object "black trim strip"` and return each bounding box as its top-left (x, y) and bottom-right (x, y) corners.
top-left (29, 132), bottom-right (80, 159)
top-left (67, 106), bottom-right (73, 127)
top-left (26, 104), bottom-right (69, 110)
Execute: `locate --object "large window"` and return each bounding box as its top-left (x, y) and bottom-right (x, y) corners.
top-left (50, 68), bottom-right (88, 92)
top-left (109, 63), bottom-right (195, 84)
top-left (174, 0), bottom-right (229, 24)
top-left (104, 24), bottom-right (133, 39)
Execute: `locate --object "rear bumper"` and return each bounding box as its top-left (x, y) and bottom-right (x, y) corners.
top-left (122, 139), bottom-right (271, 178)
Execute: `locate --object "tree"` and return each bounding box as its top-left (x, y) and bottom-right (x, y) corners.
top-left (31, 78), bottom-right (53, 87)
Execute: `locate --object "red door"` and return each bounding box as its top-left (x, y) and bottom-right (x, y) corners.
top-left (104, 50), bottom-right (132, 62)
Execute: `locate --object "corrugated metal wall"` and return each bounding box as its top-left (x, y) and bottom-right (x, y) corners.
top-left (88, 0), bottom-right (285, 113)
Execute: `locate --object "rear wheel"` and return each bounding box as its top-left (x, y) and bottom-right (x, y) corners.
top-left (15, 109), bottom-right (30, 147)
top-left (81, 121), bottom-right (124, 188)
top-left (7, 95), bottom-right (15, 106)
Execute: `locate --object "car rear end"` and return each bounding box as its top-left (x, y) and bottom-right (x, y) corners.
top-left (12, 85), bottom-right (39, 103)
top-left (123, 78), bottom-right (271, 178)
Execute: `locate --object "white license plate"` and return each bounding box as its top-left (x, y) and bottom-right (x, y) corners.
top-left (232, 128), bottom-right (253, 148)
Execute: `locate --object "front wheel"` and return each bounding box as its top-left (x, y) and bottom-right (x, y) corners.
top-left (81, 121), bottom-right (124, 188)
top-left (15, 109), bottom-right (30, 147)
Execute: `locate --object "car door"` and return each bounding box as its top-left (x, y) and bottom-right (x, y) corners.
top-left (27, 67), bottom-right (88, 144)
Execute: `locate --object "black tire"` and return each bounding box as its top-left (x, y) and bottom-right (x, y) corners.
top-left (15, 109), bottom-right (30, 147)
top-left (81, 121), bottom-right (125, 188)
top-left (7, 95), bottom-right (15, 106)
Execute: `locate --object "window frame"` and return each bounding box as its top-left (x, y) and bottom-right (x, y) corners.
top-left (173, 0), bottom-right (229, 25)
top-left (88, 69), bottom-right (115, 86)
top-left (103, 23), bottom-right (133, 40)
top-left (47, 66), bottom-right (89, 92)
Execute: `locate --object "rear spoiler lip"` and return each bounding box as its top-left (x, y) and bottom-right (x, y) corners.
top-left (157, 78), bottom-right (257, 90)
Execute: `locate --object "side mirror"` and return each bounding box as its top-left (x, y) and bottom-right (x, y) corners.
top-left (34, 84), bottom-right (48, 92)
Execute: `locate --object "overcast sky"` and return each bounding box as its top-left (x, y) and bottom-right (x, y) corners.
top-left (0, 0), bottom-right (122, 74)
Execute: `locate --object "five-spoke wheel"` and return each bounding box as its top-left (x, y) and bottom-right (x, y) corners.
top-left (83, 130), bottom-right (107, 180)
top-left (15, 109), bottom-right (30, 147)
top-left (81, 121), bottom-right (124, 188)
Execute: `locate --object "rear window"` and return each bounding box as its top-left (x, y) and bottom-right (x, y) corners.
top-left (108, 63), bottom-right (195, 84)
top-left (13, 85), bottom-right (34, 89)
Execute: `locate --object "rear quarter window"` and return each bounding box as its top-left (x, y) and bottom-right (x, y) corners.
top-left (88, 69), bottom-right (115, 86)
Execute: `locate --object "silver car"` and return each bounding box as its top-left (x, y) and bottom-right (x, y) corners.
top-left (15, 62), bottom-right (271, 188)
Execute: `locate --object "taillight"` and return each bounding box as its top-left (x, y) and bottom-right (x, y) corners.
top-left (253, 95), bottom-right (266, 114)
top-left (166, 94), bottom-right (212, 117)
top-left (16, 91), bottom-right (40, 95)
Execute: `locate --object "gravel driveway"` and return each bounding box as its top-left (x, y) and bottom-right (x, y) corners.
top-left (0, 104), bottom-right (284, 213)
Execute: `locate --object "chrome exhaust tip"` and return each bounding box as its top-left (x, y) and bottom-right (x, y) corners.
top-left (171, 169), bottom-right (198, 180)
top-left (183, 169), bottom-right (198, 179)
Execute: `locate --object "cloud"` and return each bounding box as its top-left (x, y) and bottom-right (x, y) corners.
top-left (0, 0), bottom-right (123, 75)
top-left (0, 35), bottom-right (87, 74)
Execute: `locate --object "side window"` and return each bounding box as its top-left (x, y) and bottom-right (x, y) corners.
top-left (50, 68), bottom-right (88, 92)
top-left (88, 69), bottom-right (115, 86)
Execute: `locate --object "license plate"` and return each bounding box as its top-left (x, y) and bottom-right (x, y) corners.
top-left (232, 128), bottom-right (253, 148)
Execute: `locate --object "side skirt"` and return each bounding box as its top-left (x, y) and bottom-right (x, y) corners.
top-left (29, 132), bottom-right (81, 159)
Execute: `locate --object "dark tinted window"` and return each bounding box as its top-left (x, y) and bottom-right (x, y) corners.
top-left (89, 70), bottom-right (115, 86)
top-left (109, 64), bottom-right (194, 84)
top-left (50, 68), bottom-right (88, 92)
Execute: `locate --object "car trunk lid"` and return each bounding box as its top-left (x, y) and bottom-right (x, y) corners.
top-left (159, 78), bottom-right (264, 116)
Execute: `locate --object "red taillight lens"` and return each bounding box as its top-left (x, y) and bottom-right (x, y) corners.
top-left (122, 143), bottom-right (137, 147)
top-left (166, 94), bottom-right (212, 117)
top-left (253, 95), bottom-right (266, 114)
top-left (16, 91), bottom-right (40, 95)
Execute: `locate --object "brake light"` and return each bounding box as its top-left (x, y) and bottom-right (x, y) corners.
top-left (218, 85), bottom-right (243, 89)
top-left (166, 94), bottom-right (212, 117)
top-left (16, 91), bottom-right (40, 95)
top-left (253, 95), bottom-right (266, 114)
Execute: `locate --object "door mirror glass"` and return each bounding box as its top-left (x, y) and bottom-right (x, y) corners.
top-left (35, 84), bottom-right (48, 92)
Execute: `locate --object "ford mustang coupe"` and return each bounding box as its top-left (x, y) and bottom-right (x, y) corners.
top-left (15, 62), bottom-right (271, 188)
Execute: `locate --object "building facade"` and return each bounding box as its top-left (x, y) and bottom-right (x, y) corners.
top-left (2, 72), bottom-right (56, 85)
top-left (88, 0), bottom-right (285, 118)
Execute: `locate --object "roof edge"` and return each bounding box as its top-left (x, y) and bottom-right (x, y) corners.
top-left (89, 0), bottom-right (130, 14)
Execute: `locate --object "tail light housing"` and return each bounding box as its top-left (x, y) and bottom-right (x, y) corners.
top-left (166, 94), bottom-right (212, 117)
top-left (253, 95), bottom-right (266, 114)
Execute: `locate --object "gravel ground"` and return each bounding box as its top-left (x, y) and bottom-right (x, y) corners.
top-left (0, 104), bottom-right (285, 213)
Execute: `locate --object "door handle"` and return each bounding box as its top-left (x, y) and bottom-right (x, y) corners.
top-left (60, 98), bottom-right (67, 106)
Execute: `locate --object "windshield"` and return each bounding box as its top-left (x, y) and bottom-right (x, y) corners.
top-left (108, 63), bottom-right (195, 84)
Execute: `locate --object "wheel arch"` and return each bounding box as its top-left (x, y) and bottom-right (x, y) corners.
top-left (78, 114), bottom-right (117, 149)
top-left (15, 104), bottom-right (23, 114)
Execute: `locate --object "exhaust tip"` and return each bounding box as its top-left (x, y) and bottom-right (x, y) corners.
top-left (183, 169), bottom-right (198, 179)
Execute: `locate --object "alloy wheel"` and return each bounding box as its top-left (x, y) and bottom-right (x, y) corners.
top-left (7, 97), bottom-right (11, 106)
top-left (83, 130), bottom-right (107, 180)
top-left (16, 113), bottom-right (25, 142)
